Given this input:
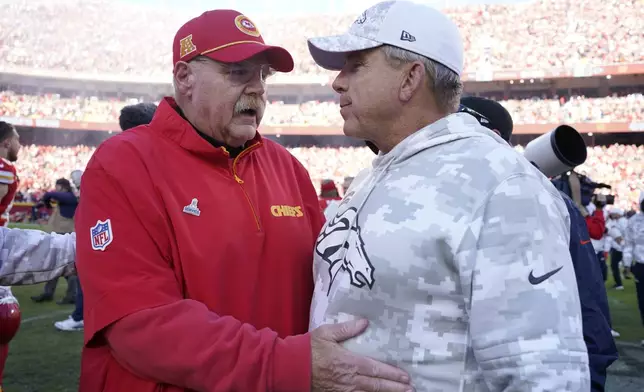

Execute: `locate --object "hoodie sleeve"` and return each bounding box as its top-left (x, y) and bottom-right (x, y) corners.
top-left (458, 173), bottom-right (590, 391)
top-left (0, 228), bottom-right (76, 285)
top-left (623, 218), bottom-right (636, 267)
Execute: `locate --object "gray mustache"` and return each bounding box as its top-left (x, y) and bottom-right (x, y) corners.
top-left (234, 97), bottom-right (264, 114)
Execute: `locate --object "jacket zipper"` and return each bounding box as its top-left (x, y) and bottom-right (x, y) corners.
top-left (222, 144), bottom-right (262, 231)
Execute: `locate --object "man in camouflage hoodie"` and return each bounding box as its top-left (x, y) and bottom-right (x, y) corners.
top-left (307, 1), bottom-right (589, 390)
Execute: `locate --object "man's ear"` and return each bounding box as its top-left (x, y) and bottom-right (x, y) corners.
top-left (399, 61), bottom-right (425, 102)
top-left (173, 61), bottom-right (194, 98)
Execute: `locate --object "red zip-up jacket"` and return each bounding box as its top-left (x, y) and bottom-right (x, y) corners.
top-left (75, 98), bottom-right (323, 392)
top-left (586, 208), bottom-right (606, 240)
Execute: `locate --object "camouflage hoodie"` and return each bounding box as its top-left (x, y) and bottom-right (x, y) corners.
top-left (0, 228), bottom-right (76, 302)
top-left (310, 112), bottom-right (589, 391)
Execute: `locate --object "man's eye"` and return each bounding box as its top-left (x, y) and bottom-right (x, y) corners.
top-left (231, 69), bottom-right (250, 76)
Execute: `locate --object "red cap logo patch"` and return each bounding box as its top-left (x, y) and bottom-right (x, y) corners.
top-left (179, 34), bottom-right (197, 58)
top-left (234, 15), bottom-right (261, 37)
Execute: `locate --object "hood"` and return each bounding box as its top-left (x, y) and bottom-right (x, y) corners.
top-left (341, 112), bottom-right (513, 222)
top-left (371, 112), bottom-right (508, 171)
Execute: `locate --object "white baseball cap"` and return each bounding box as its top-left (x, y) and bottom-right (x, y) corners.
top-left (308, 0), bottom-right (464, 76)
top-left (609, 207), bottom-right (624, 215)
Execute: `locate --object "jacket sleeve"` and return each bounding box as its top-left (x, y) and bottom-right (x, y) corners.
top-left (564, 197), bottom-right (618, 392)
top-left (105, 300), bottom-right (310, 392)
top-left (458, 174), bottom-right (590, 391)
top-left (0, 227), bottom-right (76, 285)
top-left (586, 210), bottom-right (606, 240)
top-left (623, 218), bottom-right (635, 267)
top-left (76, 150), bottom-right (310, 392)
top-left (603, 225), bottom-right (612, 253)
top-left (41, 191), bottom-right (53, 207)
top-left (45, 191), bottom-right (78, 206)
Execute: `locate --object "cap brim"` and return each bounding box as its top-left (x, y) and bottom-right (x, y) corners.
top-left (307, 34), bottom-right (382, 71)
top-left (203, 42), bottom-right (294, 72)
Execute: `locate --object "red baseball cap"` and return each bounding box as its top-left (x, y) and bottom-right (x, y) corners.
top-left (320, 179), bottom-right (338, 193)
top-left (172, 10), bottom-right (294, 72)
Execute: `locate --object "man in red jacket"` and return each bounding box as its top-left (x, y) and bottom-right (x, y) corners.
top-left (318, 179), bottom-right (341, 213)
top-left (586, 194), bottom-right (607, 241)
top-left (75, 9), bottom-right (410, 392)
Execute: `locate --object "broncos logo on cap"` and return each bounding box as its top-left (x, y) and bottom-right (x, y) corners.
top-left (315, 207), bottom-right (375, 296)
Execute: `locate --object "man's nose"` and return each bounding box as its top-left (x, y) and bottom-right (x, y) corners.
top-left (332, 70), bottom-right (348, 94)
top-left (245, 71), bottom-right (266, 95)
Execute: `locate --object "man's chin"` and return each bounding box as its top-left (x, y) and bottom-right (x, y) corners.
top-left (342, 124), bottom-right (362, 139)
top-left (226, 127), bottom-right (257, 147)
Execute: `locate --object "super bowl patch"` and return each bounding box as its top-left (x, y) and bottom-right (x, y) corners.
top-left (91, 219), bottom-right (113, 251)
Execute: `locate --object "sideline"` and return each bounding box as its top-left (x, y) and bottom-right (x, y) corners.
top-left (615, 340), bottom-right (644, 350)
top-left (21, 309), bottom-right (69, 324)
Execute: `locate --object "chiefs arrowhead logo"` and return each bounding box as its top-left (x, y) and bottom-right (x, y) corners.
top-left (234, 15), bottom-right (261, 37)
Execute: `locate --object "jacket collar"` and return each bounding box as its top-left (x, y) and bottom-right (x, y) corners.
top-left (151, 97), bottom-right (263, 164)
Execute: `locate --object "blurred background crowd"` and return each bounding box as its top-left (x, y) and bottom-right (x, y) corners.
top-left (0, 0), bottom-right (640, 77)
top-left (1, 91), bottom-right (643, 125)
top-left (10, 143), bottom-right (644, 213)
top-left (0, 0), bottom-right (642, 213)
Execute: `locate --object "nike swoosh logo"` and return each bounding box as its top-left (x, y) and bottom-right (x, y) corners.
top-left (529, 266), bottom-right (563, 285)
top-left (580, 240), bottom-right (591, 245)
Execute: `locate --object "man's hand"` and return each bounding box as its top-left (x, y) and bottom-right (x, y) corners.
top-left (311, 319), bottom-right (413, 392)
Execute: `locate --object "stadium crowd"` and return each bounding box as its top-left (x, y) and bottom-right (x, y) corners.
top-left (0, 0), bottom-right (640, 78)
top-left (1, 91), bottom-right (643, 125)
top-left (11, 143), bottom-right (644, 212)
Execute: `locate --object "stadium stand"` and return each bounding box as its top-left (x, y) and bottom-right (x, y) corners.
top-left (1, 91), bottom-right (642, 125)
top-left (7, 143), bottom-right (643, 214)
top-left (0, 0), bottom-right (640, 77)
top-left (0, 0), bottom-right (642, 216)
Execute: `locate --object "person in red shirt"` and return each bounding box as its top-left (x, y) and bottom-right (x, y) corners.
top-left (75, 9), bottom-right (410, 392)
top-left (0, 122), bottom-right (20, 228)
top-left (586, 194), bottom-right (607, 240)
top-left (0, 120), bottom-right (20, 390)
top-left (318, 179), bottom-right (341, 212)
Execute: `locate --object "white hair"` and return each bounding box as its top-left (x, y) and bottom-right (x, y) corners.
top-left (381, 45), bottom-right (463, 113)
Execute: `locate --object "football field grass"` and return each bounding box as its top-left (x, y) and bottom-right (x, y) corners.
top-left (4, 283), bottom-right (82, 392)
top-left (2, 224), bottom-right (644, 391)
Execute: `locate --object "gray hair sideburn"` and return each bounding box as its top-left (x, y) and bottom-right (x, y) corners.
top-left (381, 45), bottom-right (463, 114)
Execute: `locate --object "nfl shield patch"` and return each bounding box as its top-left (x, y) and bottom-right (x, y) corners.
top-left (91, 219), bottom-right (113, 251)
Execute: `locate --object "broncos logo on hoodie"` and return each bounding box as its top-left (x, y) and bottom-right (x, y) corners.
top-left (315, 207), bottom-right (375, 296)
